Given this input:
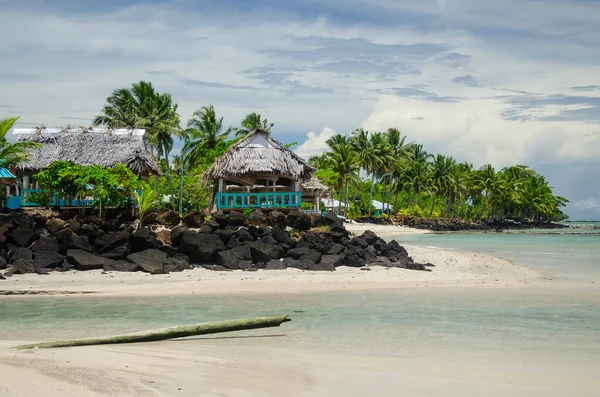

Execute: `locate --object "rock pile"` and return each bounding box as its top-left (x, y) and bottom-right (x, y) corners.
top-left (0, 209), bottom-right (433, 278)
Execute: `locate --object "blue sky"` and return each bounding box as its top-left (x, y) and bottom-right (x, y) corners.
top-left (1, 0), bottom-right (599, 219)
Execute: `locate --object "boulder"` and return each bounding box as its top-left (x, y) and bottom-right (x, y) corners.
top-left (228, 211), bottom-right (247, 227)
top-left (312, 242), bottom-right (333, 255)
top-left (163, 258), bottom-right (191, 272)
top-left (327, 244), bottom-right (345, 255)
top-left (268, 211), bottom-right (287, 228)
top-left (247, 210), bottom-right (267, 226)
top-left (130, 228), bottom-right (160, 253)
top-left (286, 247), bottom-right (321, 263)
top-left (203, 220), bottom-right (220, 231)
top-left (272, 227), bottom-right (291, 244)
top-left (234, 228), bottom-right (254, 243)
top-left (215, 245), bottom-right (252, 269)
top-left (323, 211), bottom-right (343, 228)
top-left (342, 249), bottom-right (366, 267)
top-left (10, 259), bottom-right (36, 274)
top-left (71, 236), bottom-right (93, 251)
top-left (34, 252), bottom-right (65, 269)
top-left (286, 258), bottom-right (334, 271)
top-left (79, 224), bottom-right (99, 238)
top-left (215, 229), bottom-right (237, 244)
top-left (214, 214), bottom-right (228, 229)
top-left (182, 211), bottom-right (204, 228)
top-left (156, 230), bottom-right (171, 245)
top-left (170, 226), bottom-right (188, 246)
top-left (249, 241), bottom-right (285, 263)
top-left (158, 245), bottom-right (178, 256)
top-left (320, 254), bottom-right (344, 268)
top-left (126, 249), bottom-right (168, 274)
top-left (8, 226), bottom-right (35, 247)
top-left (95, 231), bottom-right (130, 259)
top-left (0, 272), bottom-right (5, 280)
top-left (265, 259), bottom-right (286, 270)
top-left (54, 228), bottom-right (75, 253)
top-left (178, 231), bottom-right (226, 263)
top-left (31, 236), bottom-right (59, 253)
top-left (46, 218), bottom-right (66, 234)
top-left (155, 210), bottom-right (180, 227)
top-left (0, 257), bottom-right (6, 270)
top-left (86, 215), bottom-right (105, 229)
top-left (359, 230), bottom-right (379, 245)
top-left (286, 211), bottom-right (312, 231)
top-left (350, 237), bottom-right (369, 249)
top-left (67, 219), bottom-right (82, 234)
top-left (66, 249), bottom-right (112, 270)
top-left (11, 247), bottom-right (33, 263)
top-left (103, 260), bottom-right (139, 272)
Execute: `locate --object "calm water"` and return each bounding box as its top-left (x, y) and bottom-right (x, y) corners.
top-left (395, 223), bottom-right (600, 283)
top-left (1, 226), bottom-right (599, 370)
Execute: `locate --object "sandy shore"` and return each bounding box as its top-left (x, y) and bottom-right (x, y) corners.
top-left (0, 244), bottom-right (543, 297)
top-left (345, 222), bottom-right (431, 236)
top-left (0, 228), bottom-right (567, 397)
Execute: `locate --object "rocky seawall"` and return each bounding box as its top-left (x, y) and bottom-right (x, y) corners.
top-left (0, 210), bottom-right (433, 279)
top-left (355, 216), bottom-right (569, 232)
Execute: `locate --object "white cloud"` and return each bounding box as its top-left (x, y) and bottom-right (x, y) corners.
top-left (573, 198), bottom-right (600, 212)
top-left (295, 128), bottom-right (339, 160)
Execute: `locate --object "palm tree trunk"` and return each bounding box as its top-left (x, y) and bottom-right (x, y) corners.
top-left (368, 173), bottom-right (376, 217)
top-left (150, 146), bottom-right (160, 210)
top-left (165, 152), bottom-right (175, 209)
top-left (381, 179), bottom-right (387, 214)
top-left (429, 192), bottom-right (437, 216)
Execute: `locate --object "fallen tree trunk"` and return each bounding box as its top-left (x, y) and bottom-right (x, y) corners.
top-left (16, 315), bottom-right (291, 350)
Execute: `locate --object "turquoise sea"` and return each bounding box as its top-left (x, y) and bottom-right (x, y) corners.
top-left (1, 224), bottom-right (599, 395)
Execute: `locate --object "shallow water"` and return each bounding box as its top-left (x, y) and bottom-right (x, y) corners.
top-left (396, 227), bottom-right (600, 283)
top-left (1, 228), bottom-right (599, 386)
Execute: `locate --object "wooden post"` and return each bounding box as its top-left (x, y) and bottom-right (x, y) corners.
top-left (217, 179), bottom-right (224, 214)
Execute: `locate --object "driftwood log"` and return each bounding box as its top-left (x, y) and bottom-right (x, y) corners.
top-left (16, 315), bottom-right (291, 350)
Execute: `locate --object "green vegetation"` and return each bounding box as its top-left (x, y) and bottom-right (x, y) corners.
top-left (311, 129), bottom-right (569, 223)
top-left (0, 117), bottom-right (41, 166)
top-left (133, 185), bottom-right (157, 224)
top-left (5, 80), bottom-right (567, 223)
top-left (30, 161), bottom-right (141, 218)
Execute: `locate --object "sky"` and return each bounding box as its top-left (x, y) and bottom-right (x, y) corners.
top-left (1, 0), bottom-right (599, 219)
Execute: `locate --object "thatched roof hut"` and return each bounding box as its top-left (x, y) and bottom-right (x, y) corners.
top-left (14, 128), bottom-right (159, 178)
top-left (301, 176), bottom-right (331, 198)
top-left (203, 129), bottom-right (314, 185)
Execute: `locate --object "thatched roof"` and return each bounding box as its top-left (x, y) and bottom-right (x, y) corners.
top-left (203, 129), bottom-right (315, 183)
top-left (302, 176), bottom-right (331, 197)
top-left (14, 128), bottom-right (159, 177)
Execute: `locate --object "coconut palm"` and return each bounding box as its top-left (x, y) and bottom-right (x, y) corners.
top-left (326, 136), bottom-right (360, 212)
top-left (384, 127), bottom-right (410, 212)
top-left (428, 154), bottom-right (456, 216)
top-left (405, 143), bottom-right (432, 207)
top-left (235, 113), bottom-right (274, 138)
top-left (183, 105), bottom-right (232, 167)
top-left (94, 81), bottom-right (180, 208)
top-left (0, 117), bottom-right (41, 166)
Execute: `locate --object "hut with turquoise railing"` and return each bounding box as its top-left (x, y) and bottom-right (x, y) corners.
top-left (9, 127), bottom-right (159, 209)
top-left (203, 129), bottom-right (316, 213)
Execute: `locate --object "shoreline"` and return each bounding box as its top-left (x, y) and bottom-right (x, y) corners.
top-left (0, 243), bottom-right (544, 297)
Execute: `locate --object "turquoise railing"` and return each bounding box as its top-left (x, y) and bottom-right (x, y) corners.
top-left (216, 192), bottom-right (302, 209)
top-left (21, 189), bottom-right (95, 208)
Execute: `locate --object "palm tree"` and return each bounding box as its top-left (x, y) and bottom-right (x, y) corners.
top-left (326, 136), bottom-right (360, 213)
top-left (405, 143), bottom-right (432, 207)
top-left (94, 81), bottom-right (180, 208)
top-left (183, 105), bottom-right (232, 167)
top-left (0, 117), bottom-right (41, 166)
top-left (384, 128), bottom-right (410, 212)
top-left (428, 154), bottom-right (456, 216)
top-left (235, 113), bottom-right (274, 138)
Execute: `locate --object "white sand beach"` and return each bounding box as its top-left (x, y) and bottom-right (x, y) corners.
top-left (0, 243), bottom-right (542, 297)
top-left (0, 226), bottom-right (591, 397)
